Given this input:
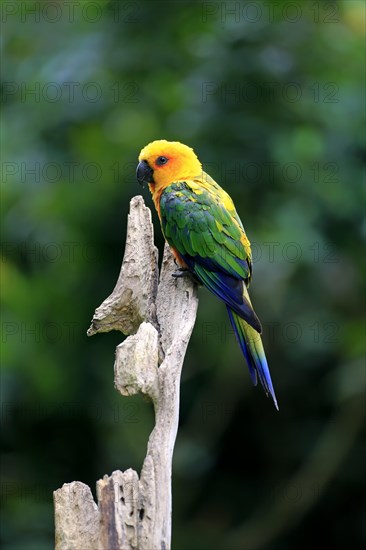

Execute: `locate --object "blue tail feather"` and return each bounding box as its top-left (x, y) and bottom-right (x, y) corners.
top-left (227, 307), bottom-right (278, 410)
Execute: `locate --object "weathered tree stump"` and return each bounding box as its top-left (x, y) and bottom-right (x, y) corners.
top-left (54, 196), bottom-right (198, 550)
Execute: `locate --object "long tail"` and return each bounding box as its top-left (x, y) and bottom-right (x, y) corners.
top-left (227, 307), bottom-right (278, 410)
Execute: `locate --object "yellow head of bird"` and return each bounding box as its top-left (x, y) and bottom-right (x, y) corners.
top-left (137, 140), bottom-right (202, 190)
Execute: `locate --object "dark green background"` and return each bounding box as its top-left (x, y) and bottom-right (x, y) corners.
top-left (1, 1), bottom-right (365, 548)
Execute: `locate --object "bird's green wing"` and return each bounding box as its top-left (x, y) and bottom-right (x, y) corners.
top-left (160, 179), bottom-right (261, 332)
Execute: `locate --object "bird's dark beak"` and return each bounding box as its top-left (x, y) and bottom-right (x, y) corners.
top-left (136, 160), bottom-right (154, 187)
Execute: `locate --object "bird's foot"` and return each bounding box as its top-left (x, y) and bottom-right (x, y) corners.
top-left (172, 267), bottom-right (201, 285)
top-left (172, 267), bottom-right (190, 278)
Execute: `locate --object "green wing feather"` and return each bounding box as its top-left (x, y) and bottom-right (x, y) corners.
top-left (160, 179), bottom-right (252, 282)
top-left (159, 178), bottom-right (261, 332)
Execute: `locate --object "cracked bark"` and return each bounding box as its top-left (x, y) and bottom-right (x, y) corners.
top-left (54, 195), bottom-right (198, 550)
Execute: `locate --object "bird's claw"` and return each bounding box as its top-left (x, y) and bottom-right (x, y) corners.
top-left (172, 268), bottom-right (201, 285)
top-left (172, 267), bottom-right (190, 278)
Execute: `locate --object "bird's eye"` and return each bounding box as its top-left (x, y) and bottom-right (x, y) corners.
top-left (156, 156), bottom-right (168, 166)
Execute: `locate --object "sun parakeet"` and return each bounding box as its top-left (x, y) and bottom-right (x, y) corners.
top-left (136, 140), bottom-right (278, 409)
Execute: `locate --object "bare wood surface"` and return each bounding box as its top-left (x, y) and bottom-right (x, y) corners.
top-left (54, 482), bottom-right (99, 550)
top-left (87, 195), bottom-right (159, 337)
top-left (54, 195), bottom-right (198, 549)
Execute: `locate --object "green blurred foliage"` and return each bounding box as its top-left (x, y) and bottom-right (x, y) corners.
top-left (1, 1), bottom-right (365, 548)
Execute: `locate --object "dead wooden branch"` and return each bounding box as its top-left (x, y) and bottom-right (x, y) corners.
top-left (54, 195), bottom-right (198, 550)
